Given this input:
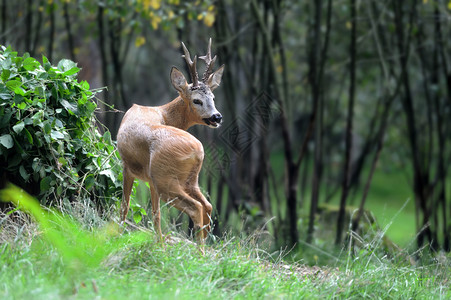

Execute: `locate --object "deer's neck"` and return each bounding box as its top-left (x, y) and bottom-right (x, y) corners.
top-left (160, 96), bottom-right (195, 131)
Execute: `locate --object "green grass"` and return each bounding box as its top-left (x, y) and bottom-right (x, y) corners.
top-left (1, 185), bottom-right (450, 299)
top-left (1, 226), bottom-right (450, 299)
top-left (363, 166), bottom-right (416, 246)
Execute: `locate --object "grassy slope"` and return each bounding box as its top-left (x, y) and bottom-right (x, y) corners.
top-left (1, 225), bottom-right (450, 300)
top-left (0, 168), bottom-right (448, 299)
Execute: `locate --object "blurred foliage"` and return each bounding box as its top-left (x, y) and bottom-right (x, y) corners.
top-left (0, 183), bottom-right (150, 285)
top-left (0, 46), bottom-right (121, 206)
top-left (76, 0), bottom-right (216, 31)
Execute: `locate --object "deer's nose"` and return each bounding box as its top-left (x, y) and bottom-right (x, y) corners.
top-left (211, 113), bottom-right (222, 124)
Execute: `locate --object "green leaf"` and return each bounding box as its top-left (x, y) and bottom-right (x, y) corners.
top-left (133, 213), bottom-right (143, 224)
top-left (60, 99), bottom-right (78, 115)
top-left (50, 130), bottom-right (65, 140)
top-left (6, 79), bottom-right (22, 91)
top-left (12, 121), bottom-right (25, 133)
top-left (1, 58), bottom-right (12, 70)
top-left (103, 131), bottom-right (112, 144)
top-left (19, 165), bottom-right (30, 181)
top-left (40, 176), bottom-right (52, 192)
top-left (16, 102), bottom-right (27, 110)
top-left (1, 69), bottom-right (11, 82)
top-left (63, 67), bottom-right (80, 76)
top-left (43, 122), bottom-right (52, 134)
top-left (0, 110), bottom-right (13, 127)
top-left (42, 55), bottom-right (49, 65)
top-left (85, 174), bottom-right (95, 190)
top-left (58, 157), bottom-right (67, 167)
top-left (23, 57), bottom-right (40, 71)
top-left (14, 86), bottom-right (26, 96)
top-left (81, 80), bottom-right (90, 90)
top-left (57, 59), bottom-right (77, 73)
top-left (0, 92), bottom-right (12, 100)
top-left (0, 134), bottom-right (14, 149)
top-left (23, 128), bottom-right (33, 144)
top-left (100, 169), bottom-right (116, 182)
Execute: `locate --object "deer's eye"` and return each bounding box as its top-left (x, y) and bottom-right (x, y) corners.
top-left (193, 99), bottom-right (203, 106)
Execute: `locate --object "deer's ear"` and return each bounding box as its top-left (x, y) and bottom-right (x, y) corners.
top-left (170, 67), bottom-right (188, 94)
top-left (207, 65), bottom-right (224, 91)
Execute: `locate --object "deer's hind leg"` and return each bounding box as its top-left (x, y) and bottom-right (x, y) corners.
top-left (120, 167), bottom-right (135, 224)
top-left (149, 182), bottom-right (163, 241)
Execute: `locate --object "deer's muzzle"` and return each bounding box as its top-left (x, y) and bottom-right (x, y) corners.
top-left (203, 113), bottom-right (222, 127)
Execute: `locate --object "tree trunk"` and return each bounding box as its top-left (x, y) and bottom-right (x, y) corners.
top-left (63, 1), bottom-right (75, 61)
top-left (336, 0), bottom-right (357, 246)
top-left (47, 1), bottom-right (55, 61)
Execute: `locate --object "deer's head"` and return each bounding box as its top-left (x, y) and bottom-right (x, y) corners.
top-left (170, 39), bottom-right (224, 128)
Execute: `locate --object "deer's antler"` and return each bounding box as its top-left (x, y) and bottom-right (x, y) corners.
top-left (199, 38), bottom-right (217, 83)
top-left (181, 42), bottom-right (199, 87)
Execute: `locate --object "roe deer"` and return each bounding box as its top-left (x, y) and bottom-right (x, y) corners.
top-left (117, 39), bottom-right (224, 242)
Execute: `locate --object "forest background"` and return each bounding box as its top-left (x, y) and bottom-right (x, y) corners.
top-left (1, 0), bottom-right (451, 255)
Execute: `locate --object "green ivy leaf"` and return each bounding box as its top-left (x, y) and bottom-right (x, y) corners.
top-left (12, 121), bottom-right (25, 133)
top-left (6, 79), bottom-right (22, 91)
top-left (57, 59), bottom-right (77, 73)
top-left (0, 92), bottom-right (12, 100)
top-left (81, 80), bottom-right (90, 90)
top-left (85, 174), bottom-right (95, 190)
top-left (133, 213), bottom-right (143, 224)
top-left (100, 169), bottom-right (116, 182)
top-left (0, 134), bottom-right (14, 149)
top-left (16, 102), bottom-right (27, 110)
top-left (43, 122), bottom-right (52, 134)
top-left (60, 99), bottom-right (78, 115)
top-left (40, 176), bottom-right (53, 192)
top-left (1, 58), bottom-right (12, 70)
top-left (23, 57), bottom-right (40, 71)
top-left (63, 67), bottom-right (80, 76)
top-left (1, 69), bottom-right (11, 82)
top-left (19, 165), bottom-right (30, 181)
top-left (50, 130), bottom-right (65, 140)
top-left (23, 128), bottom-right (33, 145)
top-left (14, 86), bottom-right (26, 96)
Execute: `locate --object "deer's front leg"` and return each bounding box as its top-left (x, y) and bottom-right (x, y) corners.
top-left (168, 189), bottom-right (206, 242)
top-left (188, 187), bottom-right (213, 234)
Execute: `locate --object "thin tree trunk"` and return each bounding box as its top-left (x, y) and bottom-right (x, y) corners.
top-left (63, 1), bottom-right (76, 61)
top-left (31, 0), bottom-right (43, 56)
top-left (47, 1), bottom-right (55, 61)
top-left (108, 16), bottom-right (127, 115)
top-left (336, 0), bottom-right (357, 246)
top-left (25, 0), bottom-right (32, 51)
top-left (393, 0), bottom-right (433, 250)
top-left (0, 0), bottom-right (6, 45)
top-left (97, 5), bottom-right (109, 125)
top-left (433, 3), bottom-right (448, 251)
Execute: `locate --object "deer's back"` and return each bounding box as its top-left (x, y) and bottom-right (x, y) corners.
top-left (117, 106), bottom-right (203, 183)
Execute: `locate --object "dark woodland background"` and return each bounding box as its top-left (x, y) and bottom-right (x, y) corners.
top-left (1, 0), bottom-right (450, 252)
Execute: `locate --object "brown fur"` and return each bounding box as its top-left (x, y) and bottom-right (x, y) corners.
top-left (117, 64), bottom-right (223, 242)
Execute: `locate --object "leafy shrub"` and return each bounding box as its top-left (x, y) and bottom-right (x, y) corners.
top-left (0, 45), bottom-right (121, 207)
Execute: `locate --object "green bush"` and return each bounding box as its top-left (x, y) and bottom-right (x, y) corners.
top-left (0, 45), bottom-right (121, 207)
